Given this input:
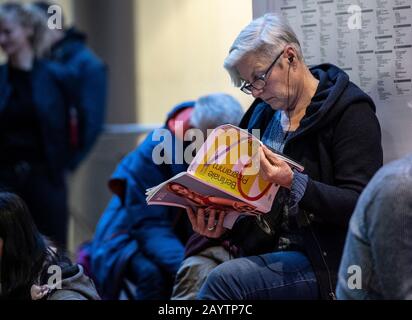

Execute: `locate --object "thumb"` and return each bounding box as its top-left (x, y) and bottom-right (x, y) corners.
top-left (262, 145), bottom-right (282, 165)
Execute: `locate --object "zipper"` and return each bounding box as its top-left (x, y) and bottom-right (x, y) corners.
top-left (304, 211), bottom-right (336, 300)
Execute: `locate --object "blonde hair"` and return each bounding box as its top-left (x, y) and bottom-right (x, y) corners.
top-left (0, 2), bottom-right (50, 58)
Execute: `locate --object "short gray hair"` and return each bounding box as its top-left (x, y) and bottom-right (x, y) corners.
top-left (224, 13), bottom-right (303, 87)
top-left (190, 93), bottom-right (244, 134)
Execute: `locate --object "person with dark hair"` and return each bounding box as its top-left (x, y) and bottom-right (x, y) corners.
top-left (0, 3), bottom-right (76, 247)
top-left (34, 1), bottom-right (107, 169)
top-left (0, 192), bottom-right (100, 300)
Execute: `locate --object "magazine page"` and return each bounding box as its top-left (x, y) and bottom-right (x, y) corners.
top-left (187, 124), bottom-right (281, 212)
top-left (146, 172), bottom-right (263, 229)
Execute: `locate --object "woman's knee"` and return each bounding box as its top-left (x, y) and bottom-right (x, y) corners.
top-left (198, 258), bottom-right (254, 300)
top-left (199, 253), bottom-right (318, 300)
top-left (206, 257), bottom-right (249, 284)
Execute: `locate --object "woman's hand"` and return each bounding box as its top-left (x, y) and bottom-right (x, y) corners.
top-left (30, 285), bottom-right (51, 300)
top-left (186, 207), bottom-right (227, 238)
top-left (260, 146), bottom-right (294, 189)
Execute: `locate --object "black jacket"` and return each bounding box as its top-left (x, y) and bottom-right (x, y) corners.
top-left (0, 61), bottom-right (74, 183)
top-left (239, 64), bottom-right (383, 299)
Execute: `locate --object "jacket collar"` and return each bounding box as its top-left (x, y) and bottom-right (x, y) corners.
top-left (0, 60), bottom-right (46, 114)
top-left (0, 64), bottom-right (12, 113)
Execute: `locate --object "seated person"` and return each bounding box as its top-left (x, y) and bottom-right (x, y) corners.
top-left (0, 192), bottom-right (100, 300)
top-left (86, 93), bottom-right (244, 299)
top-left (337, 154), bottom-right (412, 299)
top-left (175, 13), bottom-right (383, 300)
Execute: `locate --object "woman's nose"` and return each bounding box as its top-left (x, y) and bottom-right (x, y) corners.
top-left (251, 87), bottom-right (263, 98)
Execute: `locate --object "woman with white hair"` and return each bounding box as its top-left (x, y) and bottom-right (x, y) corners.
top-left (187, 13), bottom-right (383, 300)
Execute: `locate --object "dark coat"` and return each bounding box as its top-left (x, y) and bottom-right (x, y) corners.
top-left (240, 64), bottom-right (383, 299)
top-left (88, 102), bottom-right (194, 299)
top-left (0, 60), bottom-right (74, 182)
top-left (50, 28), bottom-right (108, 170)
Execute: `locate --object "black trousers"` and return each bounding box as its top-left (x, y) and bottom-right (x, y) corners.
top-left (0, 161), bottom-right (69, 248)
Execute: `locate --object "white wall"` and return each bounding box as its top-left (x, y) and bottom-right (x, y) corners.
top-left (253, 0), bottom-right (412, 163)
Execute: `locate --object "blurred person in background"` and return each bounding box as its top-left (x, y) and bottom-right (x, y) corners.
top-left (0, 2), bottom-right (76, 247)
top-left (337, 154), bottom-right (412, 300)
top-left (34, 1), bottom-right (108, 170)
top-left (84, 93), bottom-right (244, 300)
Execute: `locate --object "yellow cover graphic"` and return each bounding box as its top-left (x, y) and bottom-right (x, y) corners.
top-left (146, 124), bottom-right (304, 228)
top-left (189, 125), bottom-right (276, 209)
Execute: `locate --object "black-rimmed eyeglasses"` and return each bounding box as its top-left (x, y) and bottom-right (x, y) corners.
top-left (240, 50), bottom-right (284, 95)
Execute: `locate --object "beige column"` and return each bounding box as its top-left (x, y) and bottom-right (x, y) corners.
top-left (68, 0), bottom-right (139, 254)
top-left (73, 0), bottom-right (137, 123)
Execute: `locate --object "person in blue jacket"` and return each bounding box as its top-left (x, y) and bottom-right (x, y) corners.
top-left (87, 93), bottom-right (244, 300)
top-left (0, 3), bottom-right (76, 247)
top-left (34, 1), bottom-right (108, 170)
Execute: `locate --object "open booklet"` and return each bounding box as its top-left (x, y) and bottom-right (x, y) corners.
top-left (146, 124), bottom-right (304, 229)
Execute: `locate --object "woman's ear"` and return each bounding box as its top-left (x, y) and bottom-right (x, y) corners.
top-left (284, 45), bottom-right (297, 62)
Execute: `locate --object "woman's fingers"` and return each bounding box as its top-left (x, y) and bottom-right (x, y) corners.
top-left (259, 147), bottom-right (293, 188)
top-left (187, 207), bottom-right (227, 238)
top-left (187, 207), bottom-right (206, 233)
top-left (196, 207), bottom-right (206, 232)
top-left (186, 206), bottom-right (197, 229)
top-left (204, 209), bottom-right (226, 238)
top-left (213, 210), bottom-right (226, 237)
top-left (206, 208), bottom-right (217, 231)
top-left (260, 147), bottom-right (275, 181)
top-left (30, 285), bottom-right (49, 300)
top-left (262, 145), bottom-right (282, 165)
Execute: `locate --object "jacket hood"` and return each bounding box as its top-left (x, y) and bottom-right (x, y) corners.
top-left (64, 28), bottom-right (87, 42)
top-left (50, 28), bottom-right (87, 60)
top-left (166, 101), bottom-right (195, 136)
top-left (54, 27), bottom-right (86, 48)
top-left (298, 63), bottom-right (376, 134)
top-left (48, 264), bottom-right (100, 300)
top-left (166, 101), bottom-right (195, 123)
top-left (240, 64), bottom-right (376, 136)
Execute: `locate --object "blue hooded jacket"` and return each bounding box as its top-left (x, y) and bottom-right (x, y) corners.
top-left (88, 102), bottom-right (193, 299)
top-left (50, 28), bottom-right (108, 170)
